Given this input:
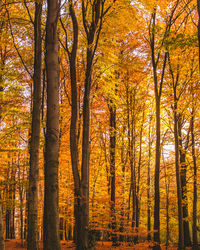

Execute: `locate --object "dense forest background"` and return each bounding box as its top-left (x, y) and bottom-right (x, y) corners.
top-left (0, 0), bottom-right (200, 249)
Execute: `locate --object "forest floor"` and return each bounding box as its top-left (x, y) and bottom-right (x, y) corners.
top-left (5, 239), bottom-right (193, 249)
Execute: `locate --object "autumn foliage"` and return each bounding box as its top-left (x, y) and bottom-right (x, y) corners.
top-left (0, 0), bottom-right (200, 249)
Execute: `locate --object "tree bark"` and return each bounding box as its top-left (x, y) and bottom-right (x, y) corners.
top-left (109, 100), bottom-right (117, 244)
top-left (61, 0), bottom-right (105, 248)
top-left (0, 198), bottom-right (4, 250)
top-left (178, 120), bottom-right (191, 247)
top-left (153, 96), bottom-right (161, 247)
top-left (27, 2), bottom-right (42, 250)
top-left (147, 114), bottom-right (152, 241)
top-left (136, 110), bottom-right (144, 231)
top-left (191, 108), bottom-right (198, 249)
top-left (173, 101), bottom-right (184, 250)
top-left (43, 0), bottom-right (61, 248)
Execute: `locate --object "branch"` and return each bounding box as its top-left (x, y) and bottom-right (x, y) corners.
top-left (23, 0), bottom-right (34, 25)
top-left (82, 0), bottom-right (89, 37)
top-left (59, 16), bottom-right (70, 56)
top-left (5, 5), bottom-right (32, 78)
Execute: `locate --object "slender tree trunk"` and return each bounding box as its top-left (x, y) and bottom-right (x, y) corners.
top-left (134, 111), bottom-right (144, 243)
top-left (5, 208), bottom-right (10, 239)
top-left (165, 183), bottom-right (169, 247)
top-left (147, 115), bottom-right (152, 241)
top-left (43, 0), bottom-right (61, 248)
top-left (63, 0), bottom-right (104, 248)
top-left (178, 120), bottom-right (191, 247)
top-left (79, 47), bottom-right (93, 249)
top-left (27, 2), bottom-right (42, 250)
top-left (11, 169), bottom-right (15, 239)
top-left (154, 97), bottom-right (161, 246)
top-left (80, 1), bottom-right (102, 244)
top-left (0, 197), bottom-right (4, 250)
top-left (162, 149), bottom-right (170, 247)
top-left (149, 5), bottom-right (170, 247)
top-left (20, 190), bottom-right (24, 245)
top-left (109, 100), bottom-right (117, 244)
top-left (191, 108), bottom-right (198, 249)
top-left (119, 125), bottom-right (126, 242)
top-left (132, 113), bottom-right (136, 230)
top-left (173, 101), bottom-right (184, 250)
top-left (136, 111), bottom-right (144, 229)
top-left (65, 3), bottom-right (81, 247)
top-left (5, 168), bottom-right (11, 239)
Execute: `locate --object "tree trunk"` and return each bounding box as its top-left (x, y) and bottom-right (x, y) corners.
top-left (109, 100), bottom-right (117, 244)
top-left (191, 108), bottom-right (198, 249)
top-left (27, 2), bottom-right (42, 250)
top-left (66, 3), bottom-right (81, 247)
top-left (79, 47), bottom-right (93, 250)
top-left (63, 0), bottom-right (103, 248)
top-left (153, 97), bottom-right (161, 247)
top-left (147, 115), bottom-right (152, 241)
top-left (136, 111), bottom-right (144, 232)
top-left (10, 168), bottom-right (15, 239)
top-left (173, 101), bottom-right (184, 250)
top-left (119, 125), bottom-right (126, 242)
top-left (0, 198), bottom-right (5, 250)
top-left (162, 149), bottom-right (170, 247)
top-left (178, 120), bottom-right (191, 247)
top-left (43, 0), bottom-right (61, 248)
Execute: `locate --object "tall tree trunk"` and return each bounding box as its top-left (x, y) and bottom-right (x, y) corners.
top-left (0, 197), bottom-right (4, 250)
top-left (135, 110), bottom-right (144, 243)
top-left (149, 2), bottom-right (177, 245)
top-left (150, 8), bottom-right (166, 246)
top-left (109, 100), bottom-right (117, 244)
top-left (27, 2), bottom-right (42, 250)
top-left (147, 114), bottom-right (152, 241)
top-left (79, 47), bottom-right (93, 250)
top-left (43, 0), bottom-right (61, 249)
top-left (119, 125), bottom-right (126, 242)
top-left (191, 108), bottom-right (198, 249)
top-left (61, 0), bottom-right (105, 248)
top-left (178, 120), bottom-right (191, 247)
top-left (162, 149), bottom-right (170, 247)
top-left (10, 167), bottom-right (15, 239)
top-left (79, 1), bottom-right (102, 247)
top-left (153, 96), bottom-right (161, 247)
top-left (173, 101), bottom-right (184, 250)
top-left (136, 111), bottom-right (144, 229)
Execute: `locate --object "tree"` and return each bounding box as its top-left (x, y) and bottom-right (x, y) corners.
top-left (108, 94), bottom-right (117, 244)
top-left (27, 2), bottom-right (42, 250)
top-left (148, 1), bottom-right (180, 247)
top-left (43, 0), bottom-right (61, 248)
top-left (60, 0), bottom-right (115, 248)
top-left (168, 55), bottom-right (184, 249)
top-left (0, 197), bottom-right (4, 250)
